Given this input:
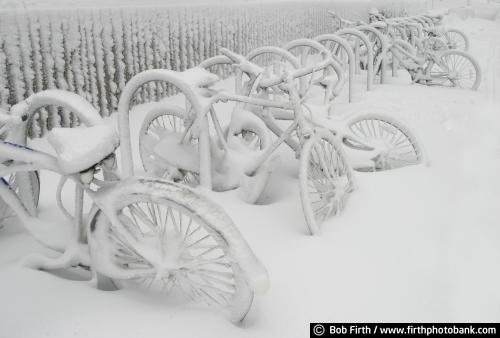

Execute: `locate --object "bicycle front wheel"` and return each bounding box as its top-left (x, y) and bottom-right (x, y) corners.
top-left (299, 130), bottom-right (354, 235)
top-left (89, 179), bottom-right (256, 322)
top-left (0, 171), bottom-right (40, 225)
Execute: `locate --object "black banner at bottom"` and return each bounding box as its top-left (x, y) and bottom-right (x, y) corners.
top-left (310, 323), bottom-right (499, 337)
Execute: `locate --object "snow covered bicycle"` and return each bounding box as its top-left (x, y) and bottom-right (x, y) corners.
top-left (371, 12), bottom-right (469, 52)
top-left (331, 9), bottom-right (469, 52)
top-left (379, 23), bottom-right (481, 90)
top-left (329, 11), bottom-right (480, 90)
top-left (0, 90), bottom-right (268, 322)
top-left (120, 49), bottom-right (422, 234)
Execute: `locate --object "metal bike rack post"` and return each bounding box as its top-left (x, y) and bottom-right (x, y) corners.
top-left (283, 38), bottom-right (344, 102)
top-left (336, 28), bottom-right (374, 91)
top-left (117, 70), bottom-right (209, 187)
top-left (356, 25), bottom-right (390, 84)
top-left (314, 34), bottom-right (355, 102)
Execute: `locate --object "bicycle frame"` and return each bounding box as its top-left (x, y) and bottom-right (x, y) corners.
top-left (163, 68), bottom-right (382, 187)
top-left (141, 81), bottom-right (297, 185)
top-left (389, 40), bottom-right (455, 84)
top-left (118, 57), bottom-right (336, 189)
top-left (391, 41), bottom-right (423, 66)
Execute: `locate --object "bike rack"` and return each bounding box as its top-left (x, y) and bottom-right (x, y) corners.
top-left (199, 55), bottom-right (245, 94)
top-left (410, 16), bottom-right (432, 29)
top-left (117, 69), bottom-right (213, 190)
top-left (282, 38), bottom-right (346, 104)
top-left (282, 38), bottom-right (331, 64)
top-left (386, 23), bottom-right (411, 68)
top-left (335, 28), bottom-right (374, 91)
top-left (356, 25), bottom-right (390, 84)
top-left (314, 34), bottom-right (355, 102)
top-left (245, 46), bottom-right (301, 98)
top-left (246, 46), bottom-right (301, 70)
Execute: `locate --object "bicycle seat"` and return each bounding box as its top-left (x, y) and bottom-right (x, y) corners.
top-left (47, 124), bottom-right (119, 174)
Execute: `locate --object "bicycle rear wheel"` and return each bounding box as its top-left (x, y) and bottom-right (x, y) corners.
top-left (442, 28), bottom-right (469, 51)
top-left (139, 105), bottom-right (200, 186)
top-left (345, 113), bottom-right (423, 172)
top-left (299, 130), bottom-right (354, 235)
top-left (428, 50), bottom-right (481, 90)
top-left (89, 179), bottom-right (257, 322)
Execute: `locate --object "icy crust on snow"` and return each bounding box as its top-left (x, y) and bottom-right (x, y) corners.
top-left (91, 177), bottom-right (269, 294)
top-left (47, 124), bottom-right (119, 174)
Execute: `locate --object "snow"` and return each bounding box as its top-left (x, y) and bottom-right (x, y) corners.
top-left (47, 124), bottom-right (119, 174)
top-left (1, 13), bottom-right (500, 338)
top-left (0, 0), bottom-right (422, 9)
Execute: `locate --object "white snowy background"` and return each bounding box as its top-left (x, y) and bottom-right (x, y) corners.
top-left (0, 1), bottom-right (500, 338)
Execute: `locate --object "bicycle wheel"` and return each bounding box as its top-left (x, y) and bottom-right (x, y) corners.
top-left (345, 113), bottom-right (422, 172)
top-left (442, 28), bottom-right (469, 51)
top-left (427, 50), bottom-right (481, 90)
top-left (89, 179), bottom-right (257, 322)
top-left (0, 171), bottom-right (40, 225)
top-left (299, 130), bottom-right (354, 235)
top-left (139, 105), bottom-right (200, 186)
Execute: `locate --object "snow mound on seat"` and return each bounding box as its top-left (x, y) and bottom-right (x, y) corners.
top-left (47, 124), bottom-right (119, 174)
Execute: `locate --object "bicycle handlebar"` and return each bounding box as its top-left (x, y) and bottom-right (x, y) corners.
top-left (219, 48), bottom-right (264, 78)
top-left (328, 10), bottom-right (367, 27)
top-left (218, 48), bottom-right (334, 91)
top-left (220, 48), bottom-right (245, 64)
top-left (0, 110), bottom-right (24, 138)
top-left (258, 58), bottom-right (334, 88)
top-left (0, 111), bottom-right (22, 125)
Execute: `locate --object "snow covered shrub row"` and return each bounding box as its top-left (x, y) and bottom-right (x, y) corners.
top-left (0, 1), bottom-right (427, 137)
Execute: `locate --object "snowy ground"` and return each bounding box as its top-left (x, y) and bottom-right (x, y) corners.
top-left (1, 15), bottom-right (500, 338)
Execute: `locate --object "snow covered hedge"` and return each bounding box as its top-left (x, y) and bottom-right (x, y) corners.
top-left (0, 1), bottom-right (427, 137)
